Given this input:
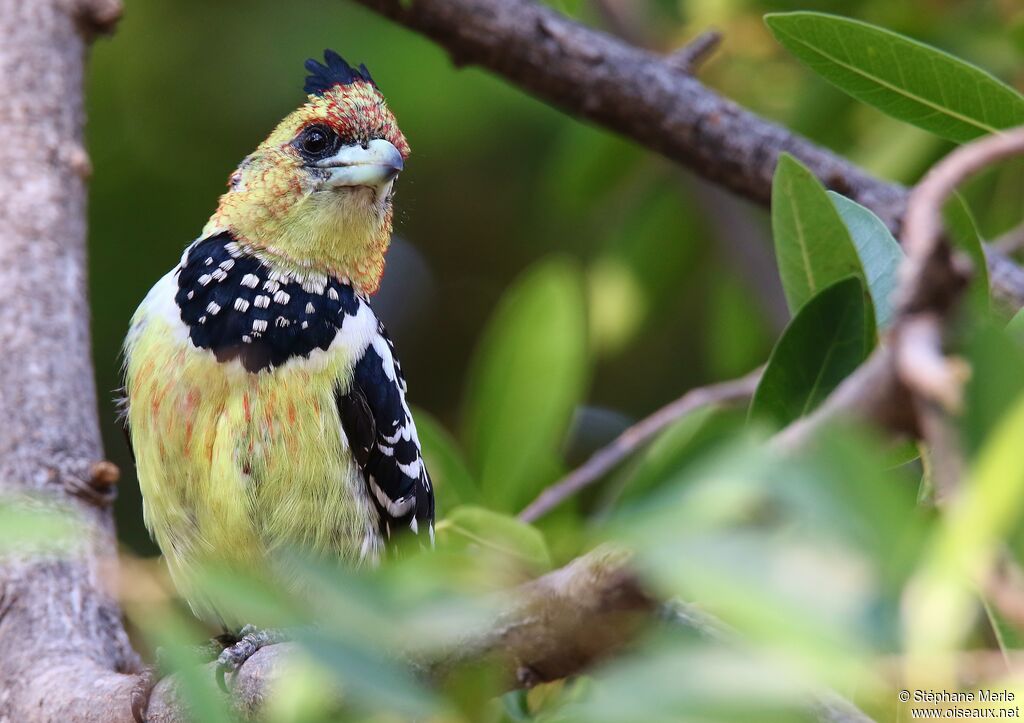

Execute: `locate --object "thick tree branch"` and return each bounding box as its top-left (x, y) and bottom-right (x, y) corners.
top-left (351, 0), bottom-right (907, 228)
top-left (139, 548), bottom-right (651, 722)
top-left (0, 2), bottom-right (140, 722)
top-left (347, 0), bottom-right (1024, 309)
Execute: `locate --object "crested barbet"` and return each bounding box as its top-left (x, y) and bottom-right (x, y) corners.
top-left (121, 50), bottom-right (434, 658)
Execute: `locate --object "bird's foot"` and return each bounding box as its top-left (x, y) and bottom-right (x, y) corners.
top-left (215, 625), bottom-right (287, 692)
top-left (130, 664), bottom-right (158, 723)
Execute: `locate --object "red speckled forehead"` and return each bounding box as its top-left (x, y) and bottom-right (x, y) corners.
top-left (262, 82), bottom-right (410, 158)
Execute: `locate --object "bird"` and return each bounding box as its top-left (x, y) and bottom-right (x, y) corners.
top-left (120, 50), bottom-right (434, 712)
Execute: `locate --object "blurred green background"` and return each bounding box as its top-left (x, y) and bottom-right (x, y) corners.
top-left (86, 0), bottom-right (1024, 555)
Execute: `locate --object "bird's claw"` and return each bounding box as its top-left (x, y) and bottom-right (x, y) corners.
top-left (215, 625), bottom-right (285, 692)
top-left (130, 665), bottom-right (158, 723)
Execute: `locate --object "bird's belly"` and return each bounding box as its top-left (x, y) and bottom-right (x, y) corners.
top-left (126, 318), bottom-right (375, 616)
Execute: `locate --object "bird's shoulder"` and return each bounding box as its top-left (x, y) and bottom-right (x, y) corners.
top-left (134, 231), bottom-right (380, 373)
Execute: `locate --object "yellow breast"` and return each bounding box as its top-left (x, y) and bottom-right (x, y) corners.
top-left (124, 274), bottom-right (378, 621)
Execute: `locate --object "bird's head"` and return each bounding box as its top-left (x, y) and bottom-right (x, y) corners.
top-left (204, 50), bottom-right (410, 295)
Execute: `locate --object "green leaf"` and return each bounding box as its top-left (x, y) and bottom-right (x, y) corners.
top-left (0, 501), bottom-right (78, 555)
top-left (771, 154), bottom-right (866, 316)
top-left (617, 426), bottom-right (923, 658)
top-left (906, 390), bottom-right (1024, 655)
top-left (982, 596), bottom-right (1024, 655)
top-left (1007, 306), bottom-right (1024, 345)
top-left (608, 407), bottom-right (747, 509)
top-left (296, 631), bottom-right (441, 717)
top-left (750, 277), bottom-right (870, 427)
top-left (413, 406), bottom-right (478, 510)
top-left (563, 647), bottom-right (812, 723)
top-left (828, 192), bottom-right (904, 329)
top-left (963, 322), bottom-right (1024, 457)
top-left (462, 258), bottom-right (588, 512)
top-left (765, 12), bottom-right (1024, 143)
top-left (436, 506), bottom-right (551, 574)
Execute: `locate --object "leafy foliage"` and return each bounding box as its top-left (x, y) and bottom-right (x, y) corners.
top-left (766, 12), bottom-right (1024, 142)
top-left (749, 277), bottom-right (869, 426)
top-left (828, 192), bottom-right (903, 329)
top-left (462, 259), bottom-right (588, 513)
top-left (770, 154), bottom-right (865, 316)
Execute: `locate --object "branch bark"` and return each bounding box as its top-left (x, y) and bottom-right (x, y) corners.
top-left (351, 0), bottom-right (907, 227)
top-left (0, 2), bottom-right (140, 723)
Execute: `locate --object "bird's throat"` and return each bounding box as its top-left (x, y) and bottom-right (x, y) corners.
top-left (205, 191), bottom-right (393, 295)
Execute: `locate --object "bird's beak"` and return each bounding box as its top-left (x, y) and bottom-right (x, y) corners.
top-left (318, 139), bottom-right (404, 200)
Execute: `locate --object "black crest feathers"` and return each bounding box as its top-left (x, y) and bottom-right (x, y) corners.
top-left (304, 49), bottom-right (376, 96)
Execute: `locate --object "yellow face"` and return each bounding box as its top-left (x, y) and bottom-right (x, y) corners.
top-left (205, 70), bottom-right (410, 295)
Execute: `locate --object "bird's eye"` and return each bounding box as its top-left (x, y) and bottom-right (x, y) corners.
top-left (303, 129), bottom-right (328, 154)
top-left (297, 125), bottom-right (338, 160)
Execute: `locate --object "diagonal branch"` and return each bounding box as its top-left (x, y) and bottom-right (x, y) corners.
top-left (347, 0), bottom-right (1024, 308)
top-left (350, 0), bottom-right (908, 228)
top-left (518, 367), bottom-right (762, 523)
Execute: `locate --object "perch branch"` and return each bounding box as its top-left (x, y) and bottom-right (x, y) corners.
top-left (518, 367), bottom-right (762, 523)
top-left (143, 548), bottom-right (870, 723)
top-left (896, 127), bottom-right (1024, 499)
top-left (142, 548), bottom-right (653, 722)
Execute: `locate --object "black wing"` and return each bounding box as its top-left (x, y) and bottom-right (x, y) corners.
top-left (337, 324), bottom-right (434, 542)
